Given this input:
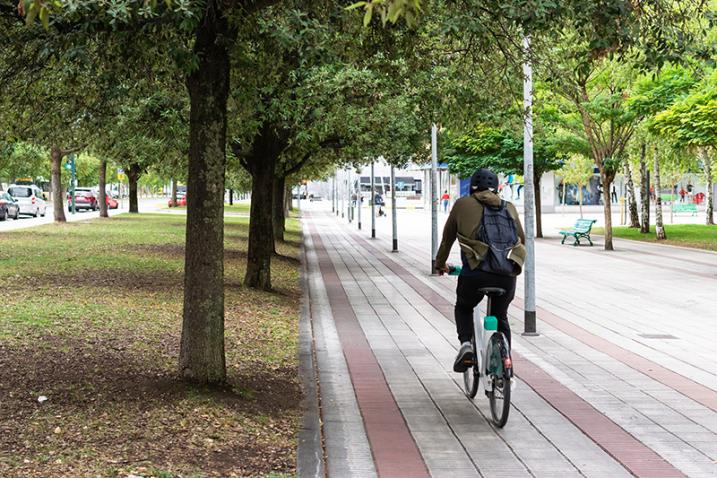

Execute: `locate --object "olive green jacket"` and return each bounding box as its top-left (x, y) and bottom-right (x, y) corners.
top-left (435, 190), bottom-right (526, 273)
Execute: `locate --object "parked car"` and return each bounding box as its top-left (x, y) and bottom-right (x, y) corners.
top-left (106, 193), bottom-right (119, 209)
top-left (67, 188), bottom-right (98, 211)
top-left (0, 192), bottom-right (20, 220)
top-left (168, 194), bottom-right (187, 207)
top-left (7, 184), bottom-right (47, 217)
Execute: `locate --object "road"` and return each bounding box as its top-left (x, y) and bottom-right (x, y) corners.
top-left (0, 197), bottom-right (167, 232)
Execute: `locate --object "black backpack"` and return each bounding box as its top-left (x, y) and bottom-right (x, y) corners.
top-left (476, 200), bottom-right (519, 276)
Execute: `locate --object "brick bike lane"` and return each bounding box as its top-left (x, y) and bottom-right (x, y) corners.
top-left (307, 221), bottom-right (430, 478)
top-left (344, 228), bottom-right (687, 478)
top-left (382, 237), bottom-right (717, 415)
top-left (359, 230), bottom-right (717, 475)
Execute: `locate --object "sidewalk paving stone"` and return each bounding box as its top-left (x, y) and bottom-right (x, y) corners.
top-left (301, 206), bottom-right (717, 477)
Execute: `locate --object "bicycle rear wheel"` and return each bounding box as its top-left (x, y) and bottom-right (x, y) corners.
top-left (487, 334), bottom-right (511, 427)
top-left (488, 374), bottom-right (510, 427)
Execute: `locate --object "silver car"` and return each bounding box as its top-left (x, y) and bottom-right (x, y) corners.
top-left (7, 185), bottom-right (47, 217)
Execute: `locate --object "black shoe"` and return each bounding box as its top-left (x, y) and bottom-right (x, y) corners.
top-left (453, 342), bottom-right (474, 373)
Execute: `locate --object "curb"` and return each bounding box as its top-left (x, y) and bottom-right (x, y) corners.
top-left (297, 225), bottom-right (326, 478)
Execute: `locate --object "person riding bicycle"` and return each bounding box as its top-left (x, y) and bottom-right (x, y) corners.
top-left (434, 168), bottom-right (526, 373)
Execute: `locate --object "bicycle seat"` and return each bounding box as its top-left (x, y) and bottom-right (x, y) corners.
top-left (478, 287), bottom-right (506, 297)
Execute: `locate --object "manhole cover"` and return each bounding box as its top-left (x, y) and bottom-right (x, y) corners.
top-left (638, 333), bottom-right (678, 339)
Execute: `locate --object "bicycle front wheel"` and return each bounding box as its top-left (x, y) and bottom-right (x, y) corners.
top-left (463, 367), bottom-right (479, 398)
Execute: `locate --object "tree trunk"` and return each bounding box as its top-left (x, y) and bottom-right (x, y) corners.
top-left (179, 1), bottom-right (230, 385)
top-left (128, 163), bottom-right (140, 213)
top-left (654, 149), bottom-right (666, 240)
top-left (245, 153), bottom-right (275, 290)
top-left (287, 186), bottom-right (294, 212)
top-left (578, 183), bottom-right (584, 219)
top-left (99, 159), bottom-right (108, 218)
top-left (625, 161), bottom-right (639, 228)
top-left (50, 146), bottom-right (66, 223)
top-left (284, 185), bottom-right (291, 216)
top-left (171, 177), bottom-right (178, 207)
top-left (272, 175), bottom-right (286, 243)
top-left (639, 143), bottom-right (650, 233)
top-left (601, 171), bottom-right (615, 251)
top-left (701, 148), bottom-right (714, 225)
top-left (229, 189), bottom-right (233, 206)
top-left (534, 170), bottom-right (543, 238)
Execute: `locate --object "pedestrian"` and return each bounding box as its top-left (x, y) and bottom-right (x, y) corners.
top-left (441, 190), bottom-right (450, 213)
top-left (611, 185), bottom-right (618, 204)
top-left (679, 187), bottom-right (686, 203)
top-left (434, 168), bottom-right (526, 372)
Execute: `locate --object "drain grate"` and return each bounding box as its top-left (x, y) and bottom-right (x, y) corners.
top-left (638, 333), bottom-right (679, 339)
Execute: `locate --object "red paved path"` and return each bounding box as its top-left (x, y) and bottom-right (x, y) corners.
top-left (309, 222), bottom-right (430, 478)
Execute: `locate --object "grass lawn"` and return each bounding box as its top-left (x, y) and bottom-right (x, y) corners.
top-left (593, 224), bottom-right (717, 251)
top-left (165, 203), bottom-right (251, 214)
top-left (0, 214), bottom-right (302, 477)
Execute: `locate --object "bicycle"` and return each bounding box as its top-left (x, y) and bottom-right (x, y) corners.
top-left (448, 267), bottom-right (513, 427)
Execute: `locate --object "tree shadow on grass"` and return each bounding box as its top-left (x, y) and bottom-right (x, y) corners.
top-left (0, 335), bottom-right (301, 476)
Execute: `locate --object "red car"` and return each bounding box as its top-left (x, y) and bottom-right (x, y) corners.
top-left (106, 193), bottom-right (119, 209)
top-left (67, 188), bottom-right (98, 211)
top-left (168, 194), bottom-right (187, 207)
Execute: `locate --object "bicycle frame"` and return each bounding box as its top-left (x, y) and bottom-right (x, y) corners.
top-left (472, 296), bottom-right (495, 393)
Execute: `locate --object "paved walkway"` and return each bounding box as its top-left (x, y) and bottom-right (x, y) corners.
top-left (299, 204), bottom-right (717, 478)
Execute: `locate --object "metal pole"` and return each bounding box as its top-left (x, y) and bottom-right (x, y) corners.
top-left (431, 123), bottom-right (439, 274)
top-left (348, 169), bottom-right (352, 223)
top-left (522, 35), bottom-right (538, 336)
top-left (371, 161), bottom-right (376, 238)
top-left (391, 165), bottom-right (398, 252)
top-left (357, 170), bottom-right (362, 230)
top-left (70, 154), bottom-right (76, 214)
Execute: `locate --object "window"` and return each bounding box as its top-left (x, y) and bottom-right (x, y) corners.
top-left (8, 187), bottom-right (31, 198)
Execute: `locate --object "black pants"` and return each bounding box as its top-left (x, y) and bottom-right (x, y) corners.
top-left (455, 273), bottom-right (516, 346)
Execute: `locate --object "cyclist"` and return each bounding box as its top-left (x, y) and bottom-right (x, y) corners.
top-left (434, 168), bottom-right (526, 373)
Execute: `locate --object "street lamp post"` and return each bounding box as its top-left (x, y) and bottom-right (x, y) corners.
top-left (357, 170), bottom-right (362, 230)
top-left (522, 35), bottom-right (538, 336)
top-left (391, 165), bottom-right (398, 252)
top-left (332, 173), bottom-right (335, 213)
top-left (371, 161), bottom-right (376, 238)
top-left (431, 123), bottom-right (439, 274)
top-left (348, 169), bottom-right (352, 223)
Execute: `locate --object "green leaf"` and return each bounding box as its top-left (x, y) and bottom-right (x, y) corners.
top-left (39, 6), bottom-right (49, 30)
top-left (345, 1), bottom-right (367, 11)
top-left (25, 2), bottom-right (38, 26)
top-left (363, 4), bottom-right (373, 27)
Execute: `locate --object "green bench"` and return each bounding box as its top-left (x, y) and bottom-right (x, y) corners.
top-left (560, 219), bottom-right (597, 246)
top-left (672, 203), bottom-right (698, 216)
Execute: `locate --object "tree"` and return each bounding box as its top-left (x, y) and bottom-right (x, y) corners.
top-left (558, 154), bottom-right (594, 218)
top-left (628, 65), bottom-right (697, 238)
top-left (443, 123), bottom-right (563, 237)
top-left (651, 72), bottom-right (717, 225)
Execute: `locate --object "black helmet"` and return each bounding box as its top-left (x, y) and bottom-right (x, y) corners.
top-left (470, 168), bottom-right (498, 192)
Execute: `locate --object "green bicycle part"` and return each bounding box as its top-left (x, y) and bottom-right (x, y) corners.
top-left (483, 315), bottom-right (498, 331)
top-left (487, 337), bottom-right (504, 375)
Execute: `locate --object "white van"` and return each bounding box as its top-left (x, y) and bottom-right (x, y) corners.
top-left (7, 184), bottom-right (48, 217)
